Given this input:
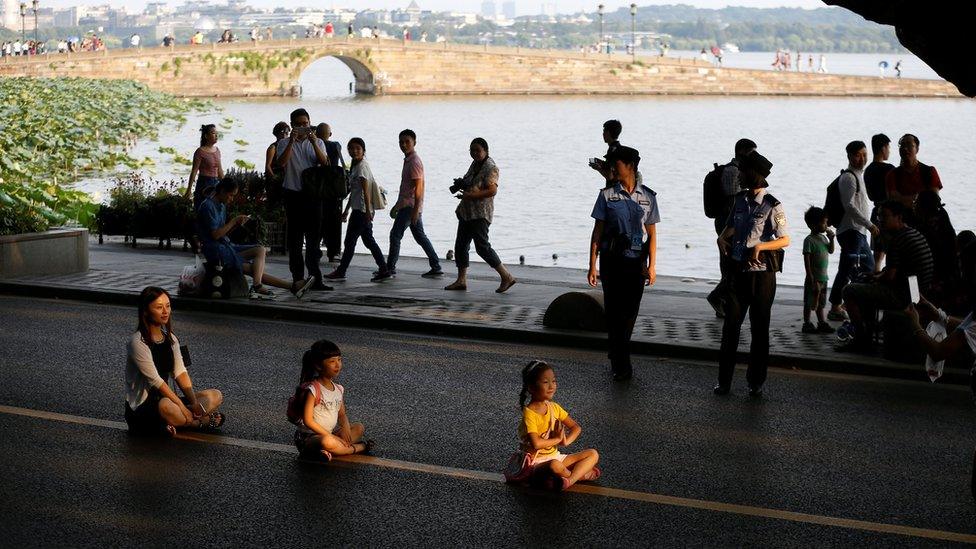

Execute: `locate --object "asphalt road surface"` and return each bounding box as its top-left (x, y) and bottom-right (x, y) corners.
top-left (1, 294), bottom-right (974, 547)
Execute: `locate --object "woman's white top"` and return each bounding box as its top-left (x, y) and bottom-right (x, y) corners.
top-left (125, 331), bottom-right (187, 410)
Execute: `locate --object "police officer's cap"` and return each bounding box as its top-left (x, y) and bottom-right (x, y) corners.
top-left (606, 146), bottom-right (641, 166)
top-left (740, 150), bottom-right (772, 178)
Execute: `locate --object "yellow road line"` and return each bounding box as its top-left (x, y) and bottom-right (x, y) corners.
top-left (2, 403), bottom-right (974, 544)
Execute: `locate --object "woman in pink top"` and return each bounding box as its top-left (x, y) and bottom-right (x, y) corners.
top-left (185, 124), bottom-right (224, 209)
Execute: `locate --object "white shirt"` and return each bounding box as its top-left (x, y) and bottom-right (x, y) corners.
top-left (275, 137), bottom-right (326, 192)
top-left (298, 381), bottom-right (344, 434)
top-left (125, 332), bottom-right (187, 410)
top-left (958, 313), bottom-right (976, 356)
top-left (347, 159), bottom-right (376, 212)
top-left (838, 167), bottom-right (872, 236)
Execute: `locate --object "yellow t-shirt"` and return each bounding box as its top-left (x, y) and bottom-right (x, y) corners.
top-left (518, 401), bottom-right (569, 457)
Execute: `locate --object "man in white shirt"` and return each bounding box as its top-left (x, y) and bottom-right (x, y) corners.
top-left (828, 140), bottom-right (879, 320)
top-left (276, 108), bottom-right (331, 290)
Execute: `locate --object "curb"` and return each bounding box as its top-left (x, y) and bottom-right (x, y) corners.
top-left (1, 281), bottom-right (967, 385)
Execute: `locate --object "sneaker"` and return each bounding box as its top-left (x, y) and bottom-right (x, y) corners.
top-left (827, 309), bottom-right (848, 321)
top-left (706, 293), bottom-right (725, 318)
top-left (373, 268), bottom-right (396, 277)
top-left (801, 321), bottom-right (817, 334)
top-left (421, 269), bottom-right (444, 279)
top-left (817, 321), bottom-right (834, 334)
top-left (836, 320), bottom-right (855, 342)
top-left (371, 270), bottom-right (393, 282)
top-left (291, 277), bottom-right (315, 299)
top-left (324, 271), bottom-right (346, 281)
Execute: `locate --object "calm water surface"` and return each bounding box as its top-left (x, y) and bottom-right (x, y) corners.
top-left (78, 54), bottom-right (974, 286)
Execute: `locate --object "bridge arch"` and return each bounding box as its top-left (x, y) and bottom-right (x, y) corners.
top-left (293, 49), bottom-right (378, 96)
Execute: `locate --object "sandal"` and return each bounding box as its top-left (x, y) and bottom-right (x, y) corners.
top-left (582, 466), bottom-right (602, 482)
top-left (204, 411), bottom-right (225, 430)
top-left (444, 281), bottom-right (467, 291)
top-left (358, 439), bottom-right (376, 455)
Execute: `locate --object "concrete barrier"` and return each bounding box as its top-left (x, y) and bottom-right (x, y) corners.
top-left (0, 229), bottom-right (89, 278)
top-left (543, 291), bottom-right (606, 332)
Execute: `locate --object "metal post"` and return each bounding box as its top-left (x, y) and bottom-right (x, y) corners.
top-left (32, 0), bottom-right (39, 45)
top-left (597, 4), bottom-right (604, 57)
top-left (630, 4), bottom-right (637, 62)
top-left (19, 3), bottom-right (26, 45)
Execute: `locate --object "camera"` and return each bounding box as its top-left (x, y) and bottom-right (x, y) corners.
top-left (449, 177), bottom-right (473, 194)
top-left (292, 126), bottom-right (315, 137)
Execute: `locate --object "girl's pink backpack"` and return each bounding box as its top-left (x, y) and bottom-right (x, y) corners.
top-left (286, 382), bottom-right (320, 425)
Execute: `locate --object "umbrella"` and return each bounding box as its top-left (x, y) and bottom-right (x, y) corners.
top-left (878, 60), bottom-right (889, 69)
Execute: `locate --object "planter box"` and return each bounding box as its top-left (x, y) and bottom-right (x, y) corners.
top-left (0, 228), bottom-right (89, 278)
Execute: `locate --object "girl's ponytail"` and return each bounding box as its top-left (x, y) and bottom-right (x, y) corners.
top-left (518, 360), bottom-right (550, 409)
top-left (299, 339), bottom-right (342, 385)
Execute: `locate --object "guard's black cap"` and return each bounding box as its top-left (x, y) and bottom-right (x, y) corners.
top-left (740, 149), bottom-right (772, 178)
top-left (606, 145), bottom-right (641, 166)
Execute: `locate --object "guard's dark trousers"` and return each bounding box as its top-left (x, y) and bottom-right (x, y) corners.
top-left (718, 269), bottom-right (776, 388)
top-left (284, 190), bottom-right (323, 283)
top-left (600, 254), bottom-right (645, 376)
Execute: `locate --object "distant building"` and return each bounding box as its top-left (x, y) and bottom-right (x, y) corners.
top-left (481, 1), bottom-right (496, 19)
top-left (502, 1), bottom-right (517, 20)
top-left (391, 1), bottom-right (427, 26)
top-left (53, 7), bottom-right (80, 28)
top-left (540, 3), bottom-right (556, 17)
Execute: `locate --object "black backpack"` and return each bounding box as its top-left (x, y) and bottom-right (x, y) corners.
top-left (702, 162), bottom-right (728, 219)
top-left (823, 169), bottom-right (856, 228)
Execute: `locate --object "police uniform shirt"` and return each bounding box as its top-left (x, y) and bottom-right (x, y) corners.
top-left (726, 189), bottom-right (788, 270)
top-left (591, 182), bottom-right (661, 259)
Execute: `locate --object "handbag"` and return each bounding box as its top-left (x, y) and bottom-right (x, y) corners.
top-left (178, 254), bottom-right (206, 296)
top-left (502, 402), bottom-right (556, 483)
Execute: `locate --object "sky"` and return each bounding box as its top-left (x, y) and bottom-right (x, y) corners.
top-left (30, 1), bottom-right (828, 16)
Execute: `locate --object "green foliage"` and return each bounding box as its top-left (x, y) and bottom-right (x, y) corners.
top-left (233, 159), bottom-right (256, 170)
top-left (0, 77), bottom-right (208, 236)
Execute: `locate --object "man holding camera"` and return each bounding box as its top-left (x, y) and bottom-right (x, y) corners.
top-left (276, 108), bottom-right (331, 290)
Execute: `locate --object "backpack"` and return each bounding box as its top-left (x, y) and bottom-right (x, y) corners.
top-left (286, 382), bottom-right (321, 425)
top-left (823, 169), bottom-right (856, 228)
top-left (702, 162), bottom-right (728, 219)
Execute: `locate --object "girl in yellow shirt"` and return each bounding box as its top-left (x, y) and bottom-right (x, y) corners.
top-left (518, 360), bottom-right (601, 490)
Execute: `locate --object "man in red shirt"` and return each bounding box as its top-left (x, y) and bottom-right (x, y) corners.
top-left (885, 133), bottom-right (942, 215)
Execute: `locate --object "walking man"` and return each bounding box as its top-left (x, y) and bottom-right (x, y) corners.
top-left (276, 108), bottom-right (331, 290)
top-left (714, 150), bottom-right (790, 397)
top-left (864, 133), bottom-right (894, 270)
top-left (827, 141), bottom-right (877, 321)
top-left (387, 129), bottom-right (442, 278)
top-left (316, 123), bottom-right (347, 262)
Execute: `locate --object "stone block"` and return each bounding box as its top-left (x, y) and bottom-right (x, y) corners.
top-left (0, 228), bottom-right (89, 278)
top-left (543, 291), bottom-right (606, 332)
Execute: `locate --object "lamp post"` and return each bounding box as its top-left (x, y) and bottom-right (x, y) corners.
top-left (19, 2), bottom-right (27, 45)
top-left (630, 3), bottom-right (637, 61)
top-left (597, 4), bottom-right (604, 56)
top-left (32, 0), bottom-right (39, 45)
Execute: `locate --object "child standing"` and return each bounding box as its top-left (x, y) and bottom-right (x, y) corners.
top-left (802, 207), bottom-right (836, 334)
top-left (515, 360), bottom-right (600, 490)
top-left (291, 340), bottom-right (374, 460)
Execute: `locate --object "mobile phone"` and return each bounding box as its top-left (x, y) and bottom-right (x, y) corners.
top-left (907, 275), bottom-right (919, 304)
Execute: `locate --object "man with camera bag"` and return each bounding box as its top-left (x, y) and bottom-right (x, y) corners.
top-left (276, 108), bottom-right (331, 291)
top-left (714, 150), bottom-right (790, 398)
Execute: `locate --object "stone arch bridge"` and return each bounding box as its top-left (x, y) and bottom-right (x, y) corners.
top-left (0, 37), bottom-right (961, 98)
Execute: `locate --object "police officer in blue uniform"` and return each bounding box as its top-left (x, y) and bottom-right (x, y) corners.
top-left (714, 150), bottom-right (790, 397)
top-left (588, 146), bottom-right (660, 381)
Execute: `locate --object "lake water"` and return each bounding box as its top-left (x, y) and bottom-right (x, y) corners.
top-left (77, 53), bottom-right (975, 286)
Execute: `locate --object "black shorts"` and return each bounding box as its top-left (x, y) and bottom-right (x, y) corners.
top-left (124, 394), bottom-right (190, 435)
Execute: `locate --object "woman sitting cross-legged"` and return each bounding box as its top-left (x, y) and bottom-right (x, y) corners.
top-left (197, 177), bottom-right (315, 299)
top-left (125, 286), bottom-right (225, 436)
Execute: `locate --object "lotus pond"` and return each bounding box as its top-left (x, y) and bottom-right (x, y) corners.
top-left (0, 77), bottom-right (209, 235)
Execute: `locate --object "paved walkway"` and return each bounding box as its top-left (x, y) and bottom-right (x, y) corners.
top-left (1, 238), bottom-right (963, 383)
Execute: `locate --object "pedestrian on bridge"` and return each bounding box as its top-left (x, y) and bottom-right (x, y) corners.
top-left (125, 287), bottom-right (225, 436)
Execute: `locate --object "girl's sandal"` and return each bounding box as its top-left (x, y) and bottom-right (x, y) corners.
top-left (357, 439), bottom-right (376, 455)
top-left (199, 411), bottom-right (225, 431)
top-left (164, 424), bottom-right (177, 437)
top-left (582, 466), bottom-right (602, 482)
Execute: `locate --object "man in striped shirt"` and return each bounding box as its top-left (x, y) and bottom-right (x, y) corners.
top-left (840, 200), bottom-right (933, 350)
